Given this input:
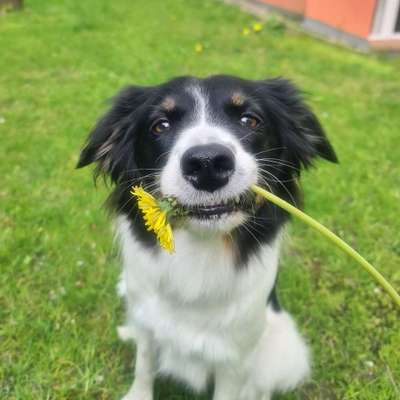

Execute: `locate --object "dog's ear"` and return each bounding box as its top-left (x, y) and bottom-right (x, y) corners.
top-left (76, 85), bottom-right (149, 181)
top-left (259, 78), bottom-right (338, 169)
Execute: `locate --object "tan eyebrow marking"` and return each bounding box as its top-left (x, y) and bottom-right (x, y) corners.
top-left (231, 92), bottom-right (245, 106)
top-left (161, 96), bottom-right (176, 111)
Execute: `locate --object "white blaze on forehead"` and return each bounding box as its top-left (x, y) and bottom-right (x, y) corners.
top-left (187, 85), bottom-right (208, 125)
top-left (177, 85), bottom-right (236, 152)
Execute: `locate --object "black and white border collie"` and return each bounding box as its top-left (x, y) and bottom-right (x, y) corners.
top-left (77, 75), bottom-right (337, 400)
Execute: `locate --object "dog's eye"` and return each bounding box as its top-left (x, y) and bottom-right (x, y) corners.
top-left (240, 114), bottom-right (260, 129)
top-left (151, 119), bottom-right (170, 134)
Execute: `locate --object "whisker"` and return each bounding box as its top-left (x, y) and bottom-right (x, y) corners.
top-left (256, 173), bottom-right (278, 221)
top-left (116, 194), bottom-right (137, 213)
top-left (155, 150), bottom-right (172, 164)
top-left (253, 147), bottom-right (287, 156)
top-left (240, 222), bottom-right (263, 250)
top-left (117, 172), bottom-right (160, 189)
top-left (238, 131), bottom-right (255, 143)
top-left (121, 167), bottom-right (162, 173)
top-left (258, 168), bottom-right (298, 207)
top-left (256, 158), bottom-right (299, 171)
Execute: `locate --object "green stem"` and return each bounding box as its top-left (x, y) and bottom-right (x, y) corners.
top-left (251, 184), bottom-right (400, 309)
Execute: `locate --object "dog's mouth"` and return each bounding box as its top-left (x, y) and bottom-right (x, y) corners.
top-left (183, 194), bottom-right (254, 220)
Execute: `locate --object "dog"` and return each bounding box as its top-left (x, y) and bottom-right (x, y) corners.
top-left (77, 75), bottom-right (337, 400)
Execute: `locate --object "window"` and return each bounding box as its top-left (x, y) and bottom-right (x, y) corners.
top-left (395, 6), bottom-right (400, 32)
top-left (371, 0), bottom-right (400, 38)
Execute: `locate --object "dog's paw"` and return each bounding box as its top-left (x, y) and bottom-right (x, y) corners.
top-left (117, 325), bottom-right (136, 341)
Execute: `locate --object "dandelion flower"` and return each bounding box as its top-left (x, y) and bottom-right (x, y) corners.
top-left (252, 22), bottom-right (263, 33)
top-left (242, 27), bottom-right (250, 36)
top-left (195, 43), bottom-right (204, 53)
top-left (131, 186), bottom-right (175, 253)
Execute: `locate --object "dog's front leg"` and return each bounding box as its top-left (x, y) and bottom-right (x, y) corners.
top-left (213, 367), bottom-right (271, 400)
top-left (122, 333), bottom-right (155, 400)
top-left (213, 367), bottom-right (243, 400)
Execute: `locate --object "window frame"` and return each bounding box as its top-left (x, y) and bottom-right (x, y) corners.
top-left (370, 0), bottom-right (400, 39)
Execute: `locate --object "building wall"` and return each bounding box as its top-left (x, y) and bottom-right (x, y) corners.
top-left (304, 0), bottom-right (377, 39)
top-left (260, 0), bottom-right (305, 16)
top-left (258, 0), bottom-right (399, 50)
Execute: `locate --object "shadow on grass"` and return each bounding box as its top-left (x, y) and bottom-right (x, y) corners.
top-left (154, 377), bottom-right (211, 400)
top-left (153, 377), bottom-right (337, 400)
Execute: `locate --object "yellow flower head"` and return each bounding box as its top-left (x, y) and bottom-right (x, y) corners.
top-left (195, 43), bottom-right (204, 53)
top-left (131, 186), bottom-right (175, 253)
top-left (252, 22), bottom-right (263, 33)
top-left (242, 27), bottom-right (250, 36)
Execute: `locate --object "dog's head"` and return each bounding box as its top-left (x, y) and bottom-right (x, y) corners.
top-left (77, 76), bottom-right (337, 263)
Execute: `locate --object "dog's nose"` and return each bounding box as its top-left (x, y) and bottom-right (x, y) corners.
top-left (181, 144), bottom-right (235, 192)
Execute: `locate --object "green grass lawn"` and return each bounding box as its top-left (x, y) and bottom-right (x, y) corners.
top-left (1, 0), bottom-right (399, 399)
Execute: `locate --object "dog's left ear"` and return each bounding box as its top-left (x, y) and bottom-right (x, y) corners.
top-left (76, 85), bottom-right (149, 181)
top-left (259, 78), bottom-right (338, 169)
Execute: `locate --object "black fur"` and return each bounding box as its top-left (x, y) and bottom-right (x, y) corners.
top-left (77, 75), bottom-right (337, 267)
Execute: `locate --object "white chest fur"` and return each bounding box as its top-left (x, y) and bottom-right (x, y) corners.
top-left (116, 215), bottom-right (282, 362)
top-left (116, 216), bottom-right (310, 399)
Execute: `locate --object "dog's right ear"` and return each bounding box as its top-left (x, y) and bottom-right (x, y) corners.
top-left (76, 85), bottom-right (148, 179)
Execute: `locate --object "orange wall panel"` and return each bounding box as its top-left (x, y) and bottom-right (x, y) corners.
top-left (305, 0), bottom-right (377, 38)
top-left (260, 0), bottom-right (305, 15)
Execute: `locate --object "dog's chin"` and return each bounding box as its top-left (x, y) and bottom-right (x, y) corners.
top-left (186, 210), bottom-right (247, 234)
top-left (179, 193), bottom-right (253, 235)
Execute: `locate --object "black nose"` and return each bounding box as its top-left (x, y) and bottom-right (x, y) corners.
top-left (181, 144), bottom-right (235, 192)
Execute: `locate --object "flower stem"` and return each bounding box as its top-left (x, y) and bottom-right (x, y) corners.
top-left (251, 184), bottom-right (400, 309)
